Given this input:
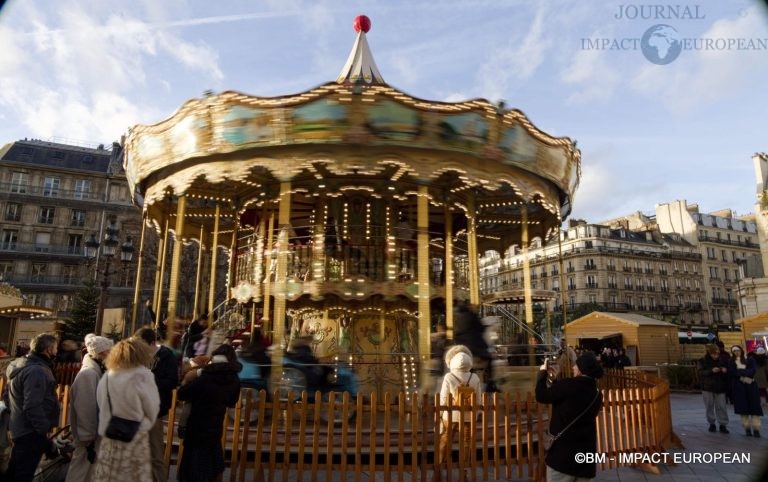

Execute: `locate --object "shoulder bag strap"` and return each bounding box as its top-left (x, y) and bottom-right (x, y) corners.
top-left (551, 388), bottom-right (600, 440)
top-left (106, 373), bottom-right (113, 415)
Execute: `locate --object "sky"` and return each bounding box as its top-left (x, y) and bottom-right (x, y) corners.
top-left (0, 0), bottom-right (767, 224)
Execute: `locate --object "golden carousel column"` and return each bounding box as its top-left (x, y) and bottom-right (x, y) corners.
top-left (444, 202), bottom-right (454, 338)
top-left (273, 182), bottom-right (292, 346)
top-left (165, 195), bottom-right (187, 347)
top-left (262, 209), bottom-right (275, 335)
top-left (521, 205), bottom-right (536, 364)
top-left (193, 225), bottom-right (205, 318)
top-left (207, 204), bottom-right (221, 325)
top-left (417, 185), bottom-right (431, 392)
top-left (226, 222), bottom-right (240, 299)
top-left (153, 217), bottom-right (170, 333)
top-left (130, 211), bottom-right (148, 333)
top-left (250, 214), bottom-right (266, 341)
top-left (311, 195), bottom-right (326, 292)
top-left (466, 194), bottom-right (480, 306)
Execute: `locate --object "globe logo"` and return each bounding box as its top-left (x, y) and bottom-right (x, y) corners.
top-left (641, 24), bottom-right (682, 65)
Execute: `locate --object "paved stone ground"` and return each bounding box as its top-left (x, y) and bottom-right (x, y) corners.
top-left (595, 392), bottom-right (768, 482)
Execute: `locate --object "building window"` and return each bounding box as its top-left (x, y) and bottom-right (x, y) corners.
top-left (588, 294), bottom-right (597, 304)
top-left (68, 234), bottom-right (83, 255)
top-left (706, 247), bottom-right (715, 259)
top-left (10, 172), bottom-right (28, 193)
top-left (31, 263), bottom-right (47, 282)
top-left (4, 202), bottom-right (21, 222)
top-left (34, 232), bottom-right (51, 252)
top-left (39, 206), bottom-right (55, 224)
top-left (71, 209), bottom-right (86, 227)
top-left (62, 265), bottom-right (78, 284)
top-left (1, 230), bottom-right (18, 250)
top-left (43, 177), bottom-right (60, 197)
top-left (74, 179), bottom-right (91, 200)
top-left (58, 294), bottom-right (74, 312)
top-left (0, 262), bottom-right (13, 281)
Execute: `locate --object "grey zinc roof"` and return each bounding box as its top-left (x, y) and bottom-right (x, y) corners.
top-left (0, 139), bottom-right (111, 173)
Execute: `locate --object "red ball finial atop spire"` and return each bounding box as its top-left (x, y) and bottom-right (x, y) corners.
top-left (353, 15), bottom-right (371, 33)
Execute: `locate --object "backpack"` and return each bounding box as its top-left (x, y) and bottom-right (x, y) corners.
top-left (451, 373), bottom-right (475, 406)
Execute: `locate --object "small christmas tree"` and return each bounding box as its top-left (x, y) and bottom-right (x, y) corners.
top-left (61, 279), bottom-right (100, 341)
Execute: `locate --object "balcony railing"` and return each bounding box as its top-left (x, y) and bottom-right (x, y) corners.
top-left (2, 274), bottom-right (84, 286)
top-left (585, 282), bottom-right (598, 289)
top-left (0, 182), bottom-right (103, 202)
top-left (234, 230), bottom-right (471, 289)
top-left (698, 235), bottom-right (756, 248)
top-left (584, 264), bottom-right (597, 270)
top-left (0, 243), bottom-right (84, 256)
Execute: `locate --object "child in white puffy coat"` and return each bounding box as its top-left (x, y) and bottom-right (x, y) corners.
top-left (434, 344), bottom-right (483, 479)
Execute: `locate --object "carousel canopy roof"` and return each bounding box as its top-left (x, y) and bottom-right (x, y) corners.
top-left (124, 15), bottom-right (581, 247)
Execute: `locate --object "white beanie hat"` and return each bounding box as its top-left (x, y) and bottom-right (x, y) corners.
top-left (86, 335), bottom-right (114, 357)
top-left (444, 344), bottom-right (473, 373)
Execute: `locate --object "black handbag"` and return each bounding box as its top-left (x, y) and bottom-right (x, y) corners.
top-left (104, 374), bottom-right (141, 443)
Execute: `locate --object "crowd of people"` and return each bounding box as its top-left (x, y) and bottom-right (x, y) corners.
top-left (1, 326), bottom-right (243, 482)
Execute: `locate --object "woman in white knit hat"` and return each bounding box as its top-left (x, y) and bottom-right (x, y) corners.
top-left (433, 345), bottom-right (482, 481)
top-left (66, 334), bottom-right (113, 482)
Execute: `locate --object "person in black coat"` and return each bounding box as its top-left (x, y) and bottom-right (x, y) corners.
top-left (135, 326), bottom-right (180, 482)
top-left (536, 351), bottom-right (603, 481)
top-left (728, 345), bottom-right (763, 437)
top-left (697, 343), bottom-right (730, 433)
top-left (453, 300), bottom-right (494, 387)
top-left (176, 344), bottom-right (241, 482)
top-left (182, 315), bottom-right (209, 359)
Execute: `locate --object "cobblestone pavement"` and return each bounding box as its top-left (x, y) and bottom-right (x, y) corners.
top-left (595, 392), bottom-right (768, 482)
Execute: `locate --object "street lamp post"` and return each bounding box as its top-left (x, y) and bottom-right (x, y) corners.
top-left (85, 223), bottom-right (134, 335)
top-left (735, 258), bottom-right (746, 319)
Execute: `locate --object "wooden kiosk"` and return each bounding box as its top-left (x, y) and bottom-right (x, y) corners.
top-left (565, 312), bottom-right (680, 366)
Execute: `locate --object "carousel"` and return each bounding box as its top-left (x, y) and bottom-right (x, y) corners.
top-left (123, 16), bottom-right (581, 395)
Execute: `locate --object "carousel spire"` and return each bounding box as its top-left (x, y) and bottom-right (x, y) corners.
top-left (337, 15), bottom-right (385, 86)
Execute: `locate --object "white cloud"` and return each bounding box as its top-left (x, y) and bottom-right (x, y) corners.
top-left (560, 30), bottom-right (622, 103)
top-left (476, 4), bottom-right (551, 101)
top-left (631, 5), bottom-right (768, 111)
top-left (0, 3), bottom-right (224, 143)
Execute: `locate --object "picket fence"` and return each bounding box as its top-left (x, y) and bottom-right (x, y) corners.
top-left (3, 368), bottom-right (678, 481)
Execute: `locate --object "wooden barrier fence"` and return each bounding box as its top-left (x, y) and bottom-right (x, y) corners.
top-left (1, 369), bottom-right (678, 480)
